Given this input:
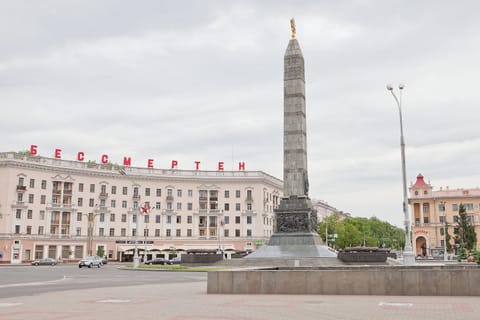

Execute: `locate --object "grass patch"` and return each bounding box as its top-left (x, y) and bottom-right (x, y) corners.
top-left (125, 264), bottom-right (224, 271)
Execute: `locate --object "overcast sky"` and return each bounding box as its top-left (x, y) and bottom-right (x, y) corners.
top-left (2, 1), bottom-right (479, 227)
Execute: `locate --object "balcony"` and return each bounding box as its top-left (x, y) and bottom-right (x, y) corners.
top-left (209, 197), bottom-right (218, 202)
top-left (133, 194), bottom-right (141, 200)
top-left (64, 190), bottom-right (72, 195)
top-left (245, 197), bottom-right (254, 202)
top-left (166, 195), bottom-right (174, 201)
top-left (16, 185), bottom-right (27, 191)
top-left (99, 192), bottom-right (109, 200)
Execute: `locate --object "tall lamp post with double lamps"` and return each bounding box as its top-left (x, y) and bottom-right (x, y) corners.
top-left (387, 83), bottom-right (415, 265)
top-left (440, 201), bottom-right (448, 261)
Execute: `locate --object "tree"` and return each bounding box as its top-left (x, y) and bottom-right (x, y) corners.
top-left (444, 222), bottom-right (453, 253)
top-left (454, 204), bottom-right (477, 252)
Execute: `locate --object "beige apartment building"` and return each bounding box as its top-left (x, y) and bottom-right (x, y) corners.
top-left (409, 173), bottom-right (480, 258)
top-left (0, 152), bottom-right (282, 264)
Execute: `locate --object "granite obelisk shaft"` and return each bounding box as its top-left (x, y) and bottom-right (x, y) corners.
top-left (283, 38), bottom-right (308, 198)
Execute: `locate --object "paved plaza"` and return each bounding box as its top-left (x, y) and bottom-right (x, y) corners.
top-left (1, 279), bottom-right (479, 320)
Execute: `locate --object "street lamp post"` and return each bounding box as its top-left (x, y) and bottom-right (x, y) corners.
top-left (133, 206), bottom-right (140, 268)
top-left (387, 83), bottom-right (415, 265)
top-left (440, 201), bottom-right (448, 261)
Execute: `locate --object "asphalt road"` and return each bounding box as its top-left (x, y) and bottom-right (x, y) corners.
top-left (0, 263), bottom-right (206, 299)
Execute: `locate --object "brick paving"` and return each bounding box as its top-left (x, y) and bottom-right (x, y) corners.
top-left (0, 280), bottom-right (479, 320)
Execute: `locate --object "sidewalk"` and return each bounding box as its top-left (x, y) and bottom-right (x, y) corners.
top-left (0, 280), bottom-right (479, 320)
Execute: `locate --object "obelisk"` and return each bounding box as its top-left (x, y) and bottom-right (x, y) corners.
top-left (247, 19), bottom-right (335, 258)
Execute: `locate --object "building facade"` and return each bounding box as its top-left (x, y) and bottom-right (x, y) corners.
top-left (0, 152), bottom-right (282, 264)
top-left (409, 173), bottom-right (480, 258)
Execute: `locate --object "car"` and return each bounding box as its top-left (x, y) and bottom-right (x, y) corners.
top-left (144, 258), bottom-right (172, 265)
top-left (31, 258), bottom-right (57, 266)
top-left (101, 256), bottom-right (108, 265)
top-left (169, 257), bottom-right (181, 264)
top-left (78, 256), bottom-right (103, 268)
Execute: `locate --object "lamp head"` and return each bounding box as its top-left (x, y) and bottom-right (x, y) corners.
top-left (399, 83), bottom-right (405, 90)
top-left (386, 84), bottom-right (393, 91)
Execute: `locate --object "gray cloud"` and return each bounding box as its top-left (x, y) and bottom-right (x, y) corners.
top-left (2, 1), bottom-right (480, 227)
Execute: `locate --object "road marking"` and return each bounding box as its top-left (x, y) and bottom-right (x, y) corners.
top-left (379, 302), bottom-right (414, 308)
top-left (0, 302), bottom-right (23, 308)
top-left (0, 275), bottom-right (68, 288)
top-left (96, 299), bottom-right (131, 303)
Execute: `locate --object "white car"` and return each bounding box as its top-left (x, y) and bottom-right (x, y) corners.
top-left (78, 256), bottom-right (103, 268)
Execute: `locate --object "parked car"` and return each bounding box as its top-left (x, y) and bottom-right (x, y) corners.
top-left (78, 256), bottom-right (103, 268)
top-left (170, 257), bottom-right (181, 264)
top-left (31, 258), bottom-right (57, 266)
top-left (144, 258), bottom-right (172, 265)
top-left (101, 256), bottom-right (108, 264)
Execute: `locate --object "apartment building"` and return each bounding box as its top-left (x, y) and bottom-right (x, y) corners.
top-left (0, 152), bottom-right (282, 264)
top-left (409, 173), bottom-right (480, 257)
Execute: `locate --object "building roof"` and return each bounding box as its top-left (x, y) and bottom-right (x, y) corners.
top-left (412, 173), bottom-right (428, 187)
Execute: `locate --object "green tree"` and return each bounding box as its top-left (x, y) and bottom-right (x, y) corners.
top-left (96, 246), bottom-right (105, 258)
top-left (454, 204), bottom-right (477, 252)
top-left (444, 222), bottom-right (453, 253)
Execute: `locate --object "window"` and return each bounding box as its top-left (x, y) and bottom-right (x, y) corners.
top-left (235, 190), bottom-right (240, 198)
top-left (247, 190), bottom-right (252, 200)
top-left (109, 228), bottom-right (115, 236)
top-left (247, 216), bottom-right (252, 224)
top-left (145, 188), bottom-right (150, 196)
top-left (176, 229), bottom-right (181, 237)
top-left (100, 199), bottom-right (106, 208)
top-left (144, 229), bottom-right (149, 237)
top-left (17, 193), bottom-right (23, 202)
top-left (98, 228), bottom-right (104, 236)
top-left (121, 228), bottom-right (126, 236)
top-left (101, 184), bottom-right (107, 194)
top-left (122, 187), bottom-right (128, 195)
top-left (187, 203), bottom-right (193, 210)
top-left (452, 204), bottom-right (458, 211)
top-left (155, 215), bottom-right (161, 223)
top-left (453, 216), bottom-right (459, 223)
top-left (235, 203), bottom-right (240, 211)
top-left (90, 184), bottom-right (95, 193)
top-left (247, 229), bottom-right (252, 237)
top-left (247, 203), bottom-right (252, 211)
top-left (76, 227), bottom-right (81, 236)
top-left (40, 195), bottom-right (46, 204)
top-left (110, 214), bottom-right (115, 222)
top-left (28, 194), bottom-right (34, 204)
top-left (440, 228), bottom-right (445, 236)
top-left (18, 177), bottom-right (24, 186)
top-left (224, 229), bottom-right (229, 237)
top-left (16, 209), bottom-right (21, 219)
top-left (27, 210), bottom-right (33, 219)
top-left (132, 228), bottom-right (137, 236)
top-left (154, 202), bottom-right (160, 209)
top-left (89, 198), bottom-right (94, 207)
top-left (29, 179), bottom-right (35, 188)
top-left (15, 225), bottom-right (20, 234)
top-left (133, 187), bottom-right (139, 196)
top-left (440, 215), bottom-right (445, 223)
top-left (41, 180), bottom-right (47, 189)
top-left (111, 200), bottom-right (116, 208)
top-left (224, 203), bottom-right (230, 211)
top-left (465, 203), bottom-right (474, 211)
top-left (167, 202), bottom-right (172, 210)
top-left (155, 229), bottom-right (160, 237)
top-left (187, 216), bottom-right (192, 224)
top-left (77, 212), bottom-right (82, 221)
top-left (38, 226), bottom-right (44, 235)
top-left (111, 186), bottom-right (117, 194)
top-left (133, 215), bottom-right (137, 223)
top-left (177, 202), bottom-right (182, 210)
top-left (78, 198), bottom-right (83, 207)
top-left (122, 200), bottom-right (127, 208)
top-left (422, 203), bottom-right (429, 213)
top-left (176, 216), bottom-right (181, 223)
top-left (423, 217), bottom-right (429, 223)
top-left (167, 216), bottom-right (172, 224)
top-left (78, 183), bottom-right (84, 192)
top-left (121, 214), bottom-right (127, 222)
top-left (224, 216), bottom-right (230, 224)
top-left (224, 190), bottom-right (230, 198)
top-left (167, 189), bottom-right (173, 197)
top-left (187, 229), bottom-right (192, 237)
top-left (40, 210), bottom-right (45, 220)
top-left (156, 188), bottom-right (161, 196)
top-left (144, 215), bottom-right (149, 223)
top-left (235, 216), bottom-right (240, 224)
top-left (166, 229), bottom-right (171, 237)
top-left (235, 229), bottom-right (240, 237)
top-left (188, 190), bottom-right (193, 197)
top-left (439, 203), bottom-right (446, 211)
top-left (177, 189), bottom-right (182, 197)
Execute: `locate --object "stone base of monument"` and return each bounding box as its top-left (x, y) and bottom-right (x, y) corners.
top-left (246, 232), bottom-right (337, 258)
top-left (207, 265), bottom-right (480, 295)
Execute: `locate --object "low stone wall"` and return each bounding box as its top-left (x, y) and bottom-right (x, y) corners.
top-left (207, 266), bottom-right (480, 296)
top-left (182, 253), bottom-right (223, 264)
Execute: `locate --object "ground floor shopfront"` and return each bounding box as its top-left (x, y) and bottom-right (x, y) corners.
top-left (0, 235), bottom-right (266, 264)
